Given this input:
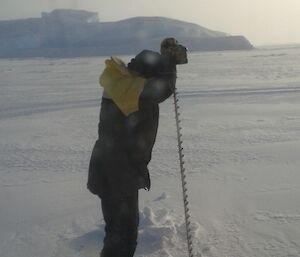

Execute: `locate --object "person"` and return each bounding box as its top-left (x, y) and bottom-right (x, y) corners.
top-left (87, 37), bottom-right (187, 257)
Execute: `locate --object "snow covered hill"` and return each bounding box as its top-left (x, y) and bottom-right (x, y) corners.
top-left (0, 9), bottom-right (253, 58)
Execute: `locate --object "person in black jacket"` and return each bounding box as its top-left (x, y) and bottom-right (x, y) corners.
top-left (88, 38), bottom-right (187, 257)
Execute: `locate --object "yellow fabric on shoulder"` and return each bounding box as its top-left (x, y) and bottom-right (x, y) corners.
top-left (99, 57), bottom-right (146, 116)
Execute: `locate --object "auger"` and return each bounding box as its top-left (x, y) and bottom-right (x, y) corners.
top-left (173, 88), bottom-right (201, 257)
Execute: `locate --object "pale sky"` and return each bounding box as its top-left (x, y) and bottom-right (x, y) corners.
top-left (1, 0), bottom-right (300, 45)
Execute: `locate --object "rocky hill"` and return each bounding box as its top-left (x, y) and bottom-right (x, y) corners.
top-left (0, 9), bottom-right (254, 58)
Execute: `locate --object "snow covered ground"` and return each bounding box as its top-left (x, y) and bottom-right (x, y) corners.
top-left (1, 45), bottom-right (300, 257)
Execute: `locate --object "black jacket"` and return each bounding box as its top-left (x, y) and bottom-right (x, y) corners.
top-left (87, 50), bottom-right (176, 198)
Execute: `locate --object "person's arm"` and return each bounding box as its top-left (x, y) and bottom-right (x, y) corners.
top-left (140, 70), bottom-right (177, 104)
top-left (128, 50), bottom-right (177, 104)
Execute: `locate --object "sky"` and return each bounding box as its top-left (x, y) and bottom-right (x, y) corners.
top-left (0, 0), bottom-right (300, 46)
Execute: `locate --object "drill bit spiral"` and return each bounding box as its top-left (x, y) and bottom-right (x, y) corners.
top-left (173, 87), bottom-right (200, 257)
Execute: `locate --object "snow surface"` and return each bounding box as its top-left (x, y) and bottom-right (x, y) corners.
top-left (1, 46), bottom-right (300, 257)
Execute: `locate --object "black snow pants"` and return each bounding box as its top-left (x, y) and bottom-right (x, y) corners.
top-left (99, 191), bottom-right (139, 257)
